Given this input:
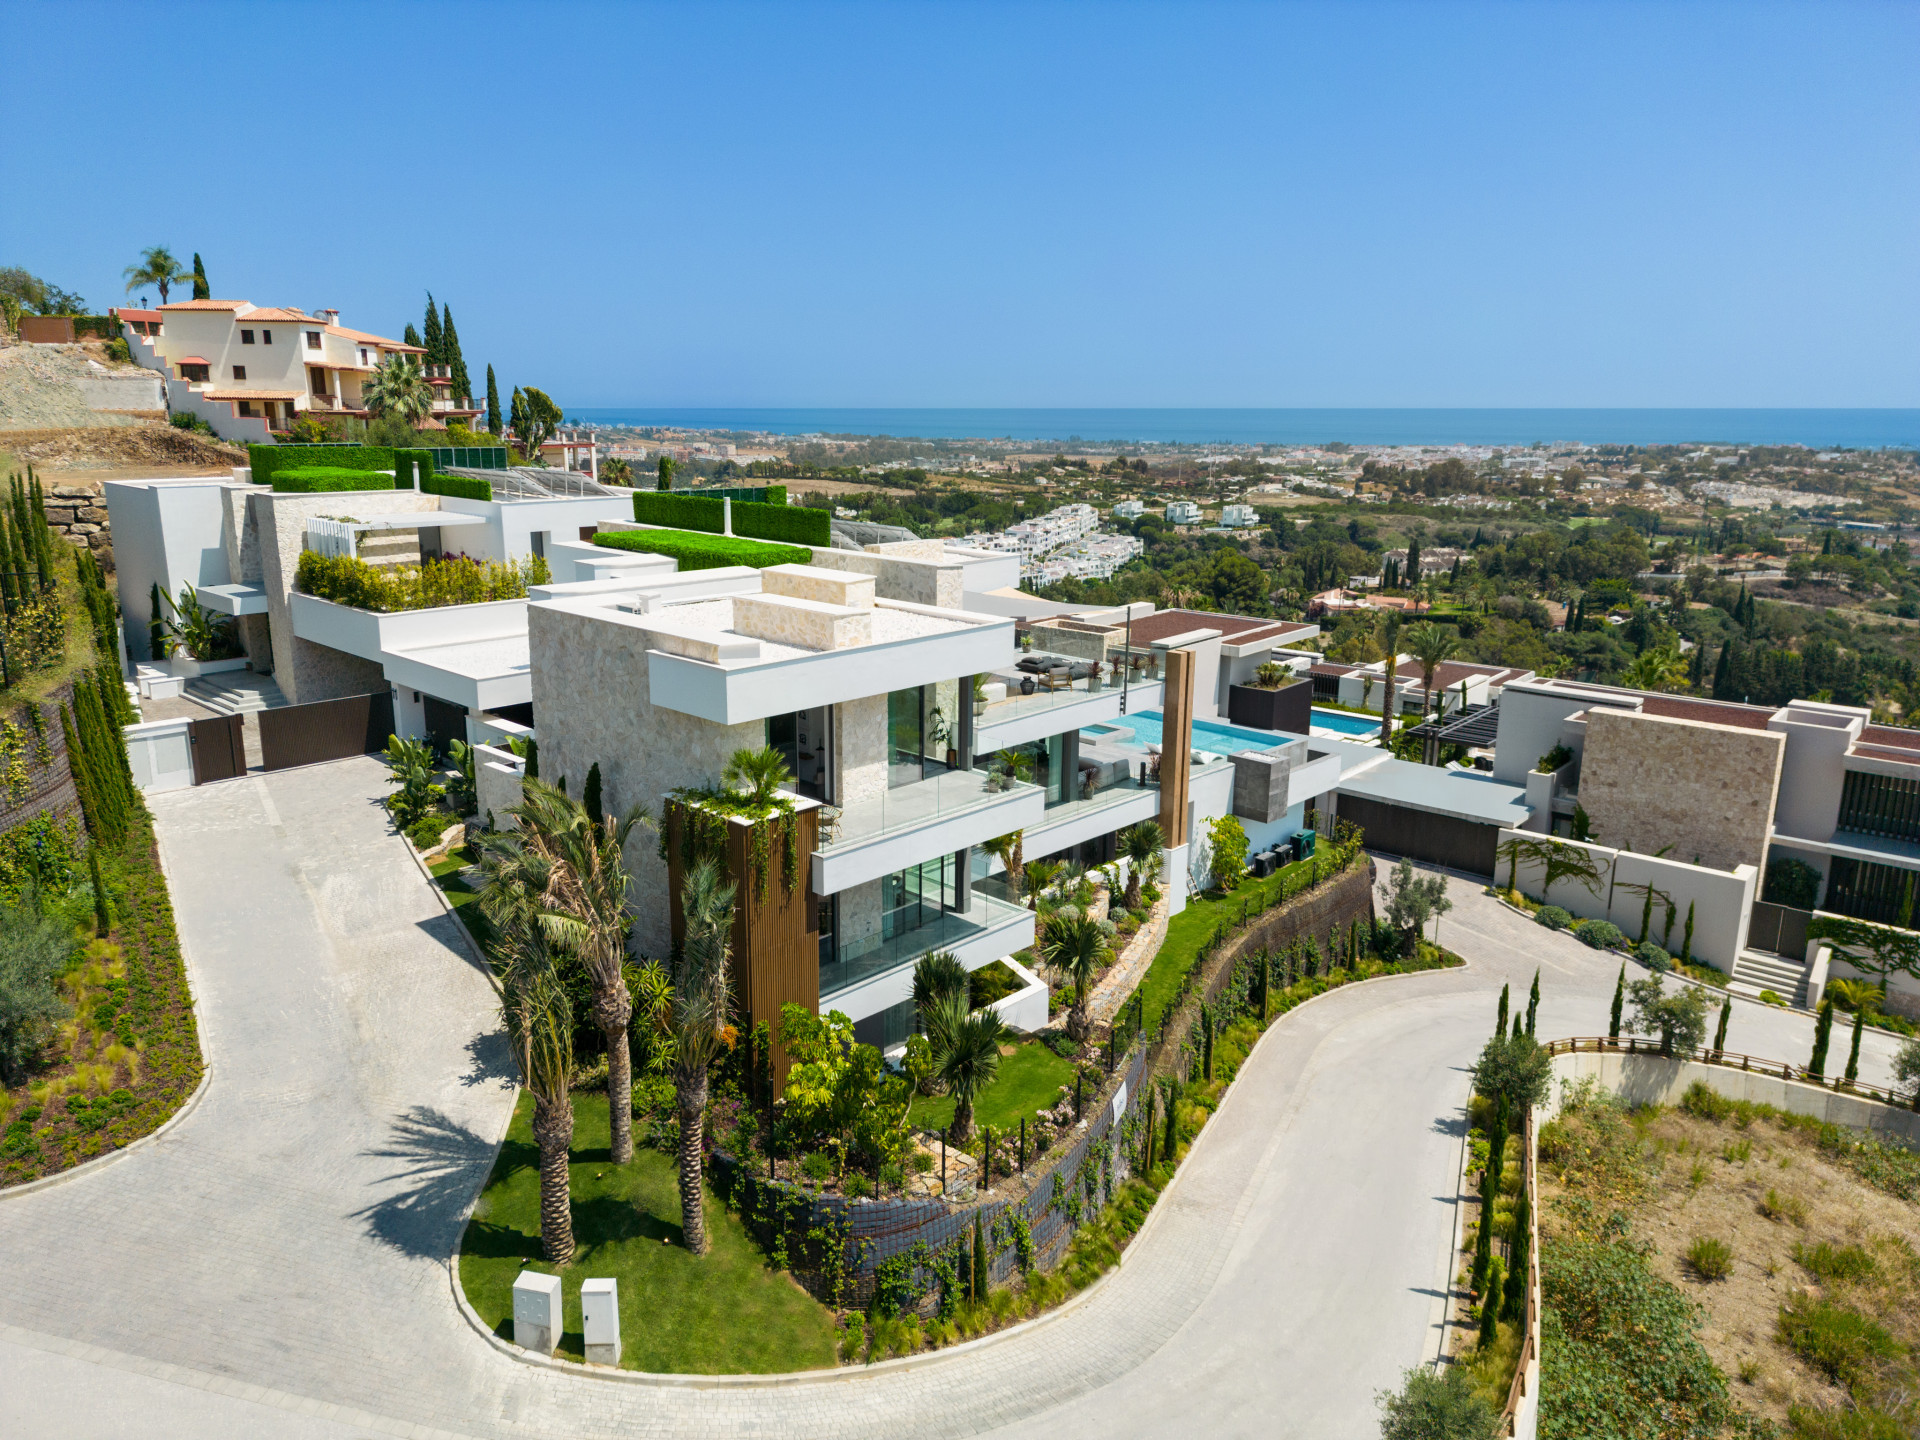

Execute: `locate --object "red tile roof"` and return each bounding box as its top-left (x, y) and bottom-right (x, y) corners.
top-left (157, 299), bottom-right (249, 311)
top-left (1126, 609), bottom-right (1312, 647)
top-left (1860, 724), bottom-right (1920, 752)
top-left (1638, 695), bottom-right (1775, 731)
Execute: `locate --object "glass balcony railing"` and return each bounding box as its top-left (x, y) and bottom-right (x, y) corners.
top-left (975, 648), bottom-right (1165, 731)
top-left (819, 889), bottom-right (1034, 999)
top-left (818, 766), bottom-right (1041, 851)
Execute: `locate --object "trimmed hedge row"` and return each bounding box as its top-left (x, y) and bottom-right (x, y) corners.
top-left (248, 443), bottom-right (397, 488)
top-left (595, 529), bottom-right (810, 572)
top-left (630, 490), bottom-right (828, 547)
top-left (391, 446), bottom-right (433, 489)
top-left (271, 466), bottom-right (404, 494)
top-left (425, 471), bottom-right (491, 502)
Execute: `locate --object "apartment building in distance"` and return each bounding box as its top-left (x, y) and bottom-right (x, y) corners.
top-left (119, 300), bottom-right (481, 443)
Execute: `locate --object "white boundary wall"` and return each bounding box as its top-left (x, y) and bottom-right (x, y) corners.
top-left (1543, 1048), bottom-right (1920, 1149)
top-left (124, 718), bottom-right (194, 792)
top-left (1496, 829), bottom-right (1757, 970)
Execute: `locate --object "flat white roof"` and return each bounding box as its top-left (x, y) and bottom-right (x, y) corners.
top-left (1336, 760), bottom-right (1532, 828)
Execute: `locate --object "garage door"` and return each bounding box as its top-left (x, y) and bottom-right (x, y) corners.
top-left (1335, 793), bottom-right (1499, 877)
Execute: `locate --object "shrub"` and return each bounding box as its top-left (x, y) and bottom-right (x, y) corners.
top-left (295, 550), bottom-right (547, 611)
top-left (0, 896), bottom-right (75, 1082)
top-left (1574, 918), bottom-right (1623, 950)
top-left (1777, 1295), bottom-right (1900, 1388)
top-left (169, 411), bottom-right (215, 436)
top-left (1764, 854), bottom-right (1822, 911)
top-left (1761, 1187), bottom-right (1809, 1227)
top-left (1685, 1236), bottom-right (1733, 1280)
top-left (595, 528), bottom-right (811, 572)
top-left (1758, 989), bottom-right (1787, 1007)
top-left (423, 470), bottom-right (490, 502)
top-left (1537, 905), bottom-right (1572, 931)
top-left (247, 442), bottom-right (394, 488)
top-left (1793, 1241), bottom-right (1875, 1283)
top-left (271, 465), bottom-right (402, 494)
top-left (1374, 1365), bottom-right (1502, 1440)
top-left (1634, 940), bottom-right (1671, 972)
top-left (630, 490), bottom-right (830, 546)
top-left (801, 1150), bottom-right (832, 1182)
top-left (1681, 1082), bottom-right (1733, 1121)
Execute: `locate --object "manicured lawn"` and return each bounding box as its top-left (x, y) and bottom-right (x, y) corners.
top-left (460, 1090), bottom-right (840, 1373)
top-left (430, 847), bottom-right (496, 950)
top-left (1134, 856), bottom-right (1317, 1031)
top-left (909, 1037), bottom-right (1077, 1136)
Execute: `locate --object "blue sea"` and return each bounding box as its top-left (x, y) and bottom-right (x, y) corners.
top-left (563, 407), bottom-right (1920, 449)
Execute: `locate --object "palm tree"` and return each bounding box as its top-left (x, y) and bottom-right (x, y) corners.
top-left (1378, 611), bottom-right (1404, 746)
top-left (1044, 913), bottom-right (1115, 1042)
top-left (983, 830), bottom-right (1024, 902)
top-left (474, 832), bottom-right (576, 1264)
top-left (362, 354), bottom-right (434, 423)
top-left (670, 856), bottom-right (735, 1255)
top-left (122, 245), bottom-right (187, 304)
top-left (1119, 821), bottom-right (1164, 911)
top-left (1402, 620), bottom-right (1462, 720)
top-left (912, 950), bottom-right (969, 1052)
top-left (510, 777), bottom-right (654, 1165)
top-left (1621, 645), bottom-right (1686, 693)
top-left (722, 745), bottom-right (793, 808)
top-left (937, 1002), bottom-right (1004, 1145)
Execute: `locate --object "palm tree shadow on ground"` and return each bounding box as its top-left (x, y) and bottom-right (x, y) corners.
top-left (353, 1104), bottom-right (503, 1259)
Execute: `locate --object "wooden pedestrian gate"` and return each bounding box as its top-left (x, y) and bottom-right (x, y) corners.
top-left (258, 691), bottom-right (395, 772)
top-left (188, 714), bottom-right (246, 785)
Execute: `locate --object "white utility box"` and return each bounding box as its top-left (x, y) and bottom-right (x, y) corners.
top-left (581, 1277), bottom-right (621, 1365)
top-left (512, 1269), bottom-right (564, 1355)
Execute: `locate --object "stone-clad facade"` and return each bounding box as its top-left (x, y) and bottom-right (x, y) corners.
top-left (1578, 708), bottom-right (1785, 872)
top-left (42, 477), bottom-right (114, 570)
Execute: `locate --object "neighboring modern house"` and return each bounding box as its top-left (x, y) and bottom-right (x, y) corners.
top-left (1111, 499), bottom-right (1145, 519)
top-left (1218, 503), bottom-right (1258, 527)
top-left (1164, 500), bottom-right (1202, 525)
top-left (119, 299), bottom-right (480, 443)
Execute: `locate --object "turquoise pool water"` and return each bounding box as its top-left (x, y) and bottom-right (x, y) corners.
top-left (1093, 711), bottom-right (1295, 758)
top-left (1311, 707), bottom-right (1384, 736)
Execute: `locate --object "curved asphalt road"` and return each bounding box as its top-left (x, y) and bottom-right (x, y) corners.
top-left (0, 758), bottom-right (1904, 1439)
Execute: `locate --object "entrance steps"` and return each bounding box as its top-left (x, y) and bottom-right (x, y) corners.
top-left (1730, 948), bottom-right (1811, 1007)
top-left (185, 672), bottom-right (287, 717)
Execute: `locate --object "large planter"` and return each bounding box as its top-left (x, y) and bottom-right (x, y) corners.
top-left (1227, 677), bottom-right (1312, 734)
top-left (165, 656), bottom-right (250, 679)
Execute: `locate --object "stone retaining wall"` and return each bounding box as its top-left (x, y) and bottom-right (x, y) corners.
top-left (0, 680), bottom-right (81, 835)
top-left (41, 477), bottom-right (114, 571)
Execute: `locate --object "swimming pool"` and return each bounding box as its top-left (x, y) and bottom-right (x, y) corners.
top-left (1090, 711), bottom-right (1296, 759)
top-left (1310, 707), bottom-right (1385, 737)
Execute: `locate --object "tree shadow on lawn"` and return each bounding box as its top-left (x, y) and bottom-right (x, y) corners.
top-left (353, 1104), bottom-right (502, 1259)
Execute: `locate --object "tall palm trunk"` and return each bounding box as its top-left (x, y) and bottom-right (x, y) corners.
top-left (532, 1090), bottom-right (576, 1265)
top-left (675, 1064), bottom-right (711, 1254)
top-left (951, 1097), bottom-right (974, 1147)
top-left (597, 989), bottom-right (635, 1164)
top-left (1124, 872), bottom-right (1141, 912)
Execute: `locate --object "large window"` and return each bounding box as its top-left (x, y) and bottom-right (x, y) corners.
top-left (989, 732), bottom-right (1070, 806)
top-left (881, 853), bottom-right (962, 939)
top-left (1824, 856), bottom-right (1915, 927)
top-left (887, 684), bottom-right (958, 789)
top-left (1838, 770), bottom-right (1920, 844)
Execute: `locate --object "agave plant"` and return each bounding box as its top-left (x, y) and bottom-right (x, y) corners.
top-left (721, 745), bottom-right (794, 809)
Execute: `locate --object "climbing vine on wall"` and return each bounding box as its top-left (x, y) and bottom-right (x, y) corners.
top-left (1808, 913), bottom-right (1920, 980)
top-left (659, 787), bottom-right (802, 903)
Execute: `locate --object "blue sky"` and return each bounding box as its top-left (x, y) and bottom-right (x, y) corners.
top-left (4, 1), bottom-right (1915, 410)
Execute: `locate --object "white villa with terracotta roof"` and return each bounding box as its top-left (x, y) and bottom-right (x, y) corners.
top-left (118, 299), bottom-right (480, 443)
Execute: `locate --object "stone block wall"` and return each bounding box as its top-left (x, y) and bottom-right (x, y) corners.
top-left (1579, 708), bottom-right (1785, 873)
top-left (42, 478), bottom-right (114, 571)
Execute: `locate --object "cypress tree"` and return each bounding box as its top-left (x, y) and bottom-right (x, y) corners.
top-left (1688, 642), bottom-right (1705, 688)
top-left (1471, 1165), bottom-right (1494, 1294)
top-left (971, 1216), bottom-right (988, 1304)
top-left (1525, 970), bottom-right (1539, 1037)
top-left (583, 762), bottom-right (603, 825)
top-left (1163, 1081), bottom-right (1179, 1164)
top-left (191, 253), bottom-right (209, 300)
top-left (1808, 999), bottom-right (1834, 1080)
top-left (29, 473), bottom-right (53, 591)
top-left (404, 322), bottom-right (422, 348)
top-left (485, 365), bottom-right (502, 435)
top-left (443, 305), bottom-right (470, 402)
top-left (1481, 1258), bottom-right (1505, 1346)
top-left (1844, 1007), bottom-right (1863, 1085)
top-left (89, 846), bottom-right (109, 936)
top-left (61, 702), bottom-right (101, 844)
top-left (1713, 996), bottom-right (1731, 1055)
top-left (149, 582), bottom-right (168, 659)
top-left (1712, 642), bottom-right (1733, 701)
top-left (1202, 1004), bottom-right (1214, 1080)
top-left (422, 293), bottom-right (444, 366)
top-left (1495, 982), bottom-right (1509, 1041)
top-left (1681, 902), bottom-right (1695, 964)
top-left (1609, 964), bottom-right (1625, 1039)
top-left (658, 455), bottom-right (675, 491)
top-left (1488, 1096), bottom-right (1509, 1197)
top-left (1502, 1184), bottom-right (1531, 1322)
top-left (0, 505), bottom-right (18, 607)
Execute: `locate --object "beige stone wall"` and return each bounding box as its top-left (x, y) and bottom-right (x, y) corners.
top-left (732, 592), bottom-right (871, 651)
top-left (529, 603), bottom-right (763, 955)
top-left (41, 477), bottom-right (114, 570)
top-left (251, 488), bottom-right (441, 704)
top-left (836, 694), bottom-right (889, 808)
top-left (1578, 708), bottom-right (1784, 872)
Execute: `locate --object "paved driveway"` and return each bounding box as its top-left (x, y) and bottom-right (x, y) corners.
top-left (1, 816), bottom-right (1904, 1440)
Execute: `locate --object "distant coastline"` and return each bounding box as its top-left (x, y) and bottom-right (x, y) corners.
top-left (562, 407), bottom-right (1920, 449)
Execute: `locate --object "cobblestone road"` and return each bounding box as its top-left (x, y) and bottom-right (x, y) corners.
top-left (1, 786), bottom-right (1900, 1440)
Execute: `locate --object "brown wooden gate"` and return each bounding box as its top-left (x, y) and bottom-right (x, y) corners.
top-left (188, 714), bottom-right (246, 784)
top-left (258, 691), bottom-right (395, 772)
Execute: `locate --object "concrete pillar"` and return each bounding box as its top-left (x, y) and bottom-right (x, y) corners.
top-left (1163, 842), bottom-right (1190, 917)
top-left (723, 497), bottom-right (734, 536)
top-left (512, 1270), bottom-right (564, 1355)
top-left (581, 1277), bottom-right (620, 1365)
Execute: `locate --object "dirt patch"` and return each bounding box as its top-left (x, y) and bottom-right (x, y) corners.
top-left (0, 424), bottom-right (243, 471)
top-left (0, 341), bottom-right (150, 431)
top-left (1541, 1092), bottom-right (1920, 1432)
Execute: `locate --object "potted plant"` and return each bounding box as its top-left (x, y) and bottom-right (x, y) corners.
top-left (972, 674), bottom-right (988, 718)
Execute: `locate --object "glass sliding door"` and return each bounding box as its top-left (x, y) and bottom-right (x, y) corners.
top-left (888, 685), bottom-right (957, 789)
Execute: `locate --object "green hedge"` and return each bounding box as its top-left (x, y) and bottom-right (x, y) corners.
top-left (391, 447), bottom-right (433, 489)
top-left (630, 491), bottom-right (828, 547)
top-left (595, 529), bottom-right (810, 572)
top-left (248, 444), bottom-right (397, 488)
top-left (425, 471), bottom-right (491, 502)
top-left (271, 466), bottom-right (405, 494)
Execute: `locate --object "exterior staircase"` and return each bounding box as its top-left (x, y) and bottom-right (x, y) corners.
top-left (1730, 948), bottom-right (1811, 1007)
top-left (185, 672), bottom-right (287, 718)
